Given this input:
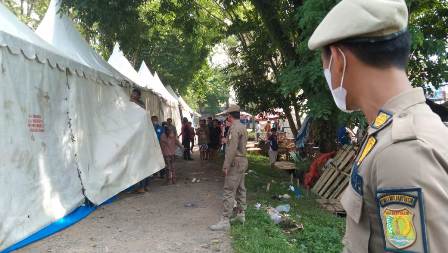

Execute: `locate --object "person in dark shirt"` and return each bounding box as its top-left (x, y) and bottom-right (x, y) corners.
top-left (268, 128), bottom-right (279, 167)
top-left (130, 88), bottom-right (145, 109)
top-left (181, 118), bottom-right (192, 160)
top-left (209, 119), bottom-right (221, 160)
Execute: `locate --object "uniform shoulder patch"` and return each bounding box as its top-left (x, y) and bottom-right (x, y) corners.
top-left (376, 188), bottom-right (428, 253)
top-left (372, 110), bottom-right (393, 129)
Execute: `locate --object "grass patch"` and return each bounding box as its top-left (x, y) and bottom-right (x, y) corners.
top-left (231, 154), bottom-right (345, 253)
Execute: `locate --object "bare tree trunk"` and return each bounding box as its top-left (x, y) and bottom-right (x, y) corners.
top-left (27, 0), bottom-right (34, 17)
top-left (20, 0), bottom-right (24, 15)
top-left (293, 102), bottom-right (302, 130)
top-left (283, 106), bottom-right (298, 137)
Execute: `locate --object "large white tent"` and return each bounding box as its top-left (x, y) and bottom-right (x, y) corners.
top-left (0, 1), bottom-right (164, 250)
top-left (35, 0), bottom-right (127, 82)
top-left (107, 43), bottom-right (165, 119)
top-left (107, 46), bottom-right (182, 131)
top-left (35, 0), bottom-right (165, 203)
top-left (138, 61), bottom-right (178, 105)
top-left (136, 62), bottom-right (182, 129)
top-left (166, 85), bottom-right (201, 125)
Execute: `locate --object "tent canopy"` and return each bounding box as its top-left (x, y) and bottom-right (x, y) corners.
top-left (36, 0), bottom-right (128, 83)
top-left (138, 61), bottom-right (178, 104)
top-left (108, 43), bottom-right (145, 88)
top-left (166, 85), bottom-right (201, 117)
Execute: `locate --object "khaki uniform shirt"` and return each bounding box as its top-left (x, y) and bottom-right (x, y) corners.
top-left (223, 121), bottom-right (248, 169)
top-left (342, 88), bottom-right (448, 253)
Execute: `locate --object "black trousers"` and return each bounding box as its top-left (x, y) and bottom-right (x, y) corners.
top-left (183, 140), bottom-right (191, 160)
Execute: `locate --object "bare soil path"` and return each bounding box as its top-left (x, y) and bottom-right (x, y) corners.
top-left (17, 153), bottom-right (232, 253)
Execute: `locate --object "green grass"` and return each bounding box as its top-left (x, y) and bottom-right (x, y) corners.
top-left (231, 155), bottom-right (345, 253)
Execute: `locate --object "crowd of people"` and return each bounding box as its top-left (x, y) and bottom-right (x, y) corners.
top-left (130, 87), bottom-right (234, 191)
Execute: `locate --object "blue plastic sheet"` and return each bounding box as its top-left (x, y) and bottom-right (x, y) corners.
top-left (1, 204), bottom-right (96, 253)
top-left (1, 196), bottom-right (117, 253)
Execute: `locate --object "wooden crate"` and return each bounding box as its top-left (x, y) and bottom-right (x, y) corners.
top-left (312, 145), bottom-right (357, 214)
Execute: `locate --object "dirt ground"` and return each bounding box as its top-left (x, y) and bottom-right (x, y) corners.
top-left (17, 153), bottom-right (233, 253)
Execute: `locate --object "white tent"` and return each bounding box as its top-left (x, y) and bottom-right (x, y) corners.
top-left (107, 45), bottom-right (181, 132)
top-left (35, 0), bottom-right (127, 82)
top-left (107, 43), bottom-right (144, 88)
top-left (0, 3), bottom-right (83, 250)
top-left (0, 1), bottom-right (164, 250)
top-left (36, 0), bottom-right (165, 203)
top-left (138, 61), bottom-right (178, 104)
top-left (135, 61), bottom-right (182, 130)
top-left (166, 85), bottom-right (201, 124)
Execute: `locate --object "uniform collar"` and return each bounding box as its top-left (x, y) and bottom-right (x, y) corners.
top-left (381, 87), bottom-right (426, 114)
top-left (367, 88), bottom-right (426, 136)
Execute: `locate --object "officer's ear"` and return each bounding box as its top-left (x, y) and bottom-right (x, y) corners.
top-left (327, 46), bottom-right (347, 90)
top-left (329, 46), bottom-right (345, 74)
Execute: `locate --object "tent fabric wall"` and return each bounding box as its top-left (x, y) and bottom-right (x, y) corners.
top-left (68, 75), bottom-right (165, 205)
top-left (35, 1), bottom-right (166, 205)
top-left (141, 89), bottom-right (163, 120)
top-left (0, 43), bottom-right (84, 251)
top-left (137, 63), bottom-right (182, 131)
top-left (0, 2), bottom-right (166, 250)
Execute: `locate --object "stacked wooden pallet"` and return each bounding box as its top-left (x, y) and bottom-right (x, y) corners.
top-left (312, 145), bottom-right (357, 215)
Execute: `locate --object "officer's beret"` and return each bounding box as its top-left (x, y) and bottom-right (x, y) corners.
top-left (226, 104), bottom-right (240, 113)
top-left (308, 0), bottom-right (408, 50)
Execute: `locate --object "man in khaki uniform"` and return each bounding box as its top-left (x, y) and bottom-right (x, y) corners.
top-left (308, 0), bottom-right (448, 252)
top-left (210, 105), bottom-right (248, 231)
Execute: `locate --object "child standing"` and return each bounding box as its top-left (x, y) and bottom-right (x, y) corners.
top-left (160, 128), bottom-right (183, 184)
top-left (196, 119), bottom-right (210, 160)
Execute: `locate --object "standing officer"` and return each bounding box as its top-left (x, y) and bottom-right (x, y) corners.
top-left (209, 105), bottom-right (248, 231)
top-left (308, 0), bottom-right (448, 252)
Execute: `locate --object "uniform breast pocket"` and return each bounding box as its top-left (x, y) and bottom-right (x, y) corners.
top-left (340, 187), bottom-right (369, 252)
top-left (341, 186), bottom-right (363, 223)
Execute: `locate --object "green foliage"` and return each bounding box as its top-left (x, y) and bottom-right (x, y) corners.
top-left (184, 63), bottom-right (230, 114)
top-left (232, 154), bottom-right (345, 253)
top-left (62, 0), bottom-right (225, 93)
top-left (407, 0), bottom-right (448, 88)
top-left (1, 0), bottom-right (50, 28)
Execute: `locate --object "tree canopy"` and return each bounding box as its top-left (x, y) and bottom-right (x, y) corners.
top-left (4, 0), bottom-right (447, 147)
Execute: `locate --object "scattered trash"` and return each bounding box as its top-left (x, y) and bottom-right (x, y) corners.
top-left (211, 239), bottom-right (222, 252)
top-left (196, 179), bottom-right (201, 183)
top-left (255, 203), bottom-right (262, 210)
top-left (272, 193), bottom-right (291, 201)
top-left (192, 178), bottom-right (197, 183)
top-left (200, 244), bottom-right (210, 249)
top-left (266, 183), bottom-right (271, 192)
top-left (263, 204), bottom-right (305, 234)
top-left (275, 204), bottom-right (291, 213)
top-left (184, 202), bottom-right (196, 208)
top-left (289, 185), bottom-right (302, 199)
top-left (267, 208), bottom-right (282, 224)
top-left (280, 194), bottom-right (291, 199)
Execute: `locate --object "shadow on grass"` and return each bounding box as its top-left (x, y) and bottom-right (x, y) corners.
top-left (231, 155), bottom-right (345, 253)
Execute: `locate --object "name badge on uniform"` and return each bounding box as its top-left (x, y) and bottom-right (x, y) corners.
top-left (376, 188), bottom-right (428, 253)
top-left (372, 110), bottom-right (393, 129)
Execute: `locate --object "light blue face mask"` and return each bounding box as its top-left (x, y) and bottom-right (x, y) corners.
top-left (324, 48), bottom-right (353, 113)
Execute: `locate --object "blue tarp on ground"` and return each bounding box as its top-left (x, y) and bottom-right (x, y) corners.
top-left (1, 196), bottom-right (117, 253)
